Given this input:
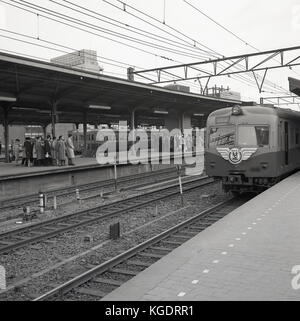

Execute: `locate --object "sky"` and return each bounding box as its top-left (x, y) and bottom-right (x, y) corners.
top-left (0, 0), bottom-right (300, 107)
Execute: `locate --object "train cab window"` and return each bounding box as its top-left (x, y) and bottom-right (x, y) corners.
top-left (238, 125), bottom-right (269, 147)
top-left (209, 126), bottom-right (235, 147)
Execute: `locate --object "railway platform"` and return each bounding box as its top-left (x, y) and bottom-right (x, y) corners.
top-left (0, 151), bottom-right (203, 201)
top-left (102, 171), bottom-right (300, 301)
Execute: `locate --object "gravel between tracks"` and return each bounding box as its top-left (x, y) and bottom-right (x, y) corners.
top-left (0, 169), bottom-right (183, 224)
top-left (0, 181), bottom-right (227, 301)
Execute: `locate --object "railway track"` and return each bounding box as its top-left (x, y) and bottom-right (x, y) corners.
top-left (33, 196), bottom-right (249, 301)
top-left (0, 166), bottom-right (186, 212)
top-left (0, 176), bottom-right (214, 255)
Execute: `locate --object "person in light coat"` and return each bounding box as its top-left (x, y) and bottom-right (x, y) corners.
top-left (13, 139), bottom-right (21, 165)
top-left (56, 136), bottom-right (66, 166)
top-left (51, 137), bottom-right (58, 166)
top-left (65, 134), bottom-right (75, 166)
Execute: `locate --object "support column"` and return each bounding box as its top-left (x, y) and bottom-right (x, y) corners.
top-left (181, 112), bottom-right (192, 131)
top-left (130, 108), bottom-right (136, 154)
top-left (83, 111), bottom-right (88, 155)
top-left (130, 108), bottom-right (136, 131)
top-left (51, 101), bottom-right (57, 138)
top-left (42, 125), bottom-right (47, 139)
top-left (3, 107), bottom-right (9, 163)
top-left (164, 111), bottom-right (181, 131)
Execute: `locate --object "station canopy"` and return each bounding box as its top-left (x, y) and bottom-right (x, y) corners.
top-left (289, 77), bottom-right (300, 97)
top-left (0, 51), bottom-right (240, 126)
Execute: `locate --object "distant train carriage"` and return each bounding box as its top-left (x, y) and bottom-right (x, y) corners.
top-left (205, 105), bottom-right (300, 194)
top-left (72, 126), bottom-right (202, 157)
top-left (72, 129), bottom-right (151, 156)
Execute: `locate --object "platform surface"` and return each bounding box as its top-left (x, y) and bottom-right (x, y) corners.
top-left (0, 156), bottom-right (98, 179)
top-left (102, 172), bottom-right (300, 301)
top-left (0, 151), bottom-right (203, 180)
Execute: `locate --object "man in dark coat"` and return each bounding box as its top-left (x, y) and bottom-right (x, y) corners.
top-left (24, 137), bottom-right (32, 167)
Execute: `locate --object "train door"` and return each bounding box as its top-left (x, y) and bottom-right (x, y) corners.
top-left (284, 121), bottom-right (289, 165)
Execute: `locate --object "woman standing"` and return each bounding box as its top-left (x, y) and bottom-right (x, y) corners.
top-left (36, 136), bottom-right (45, 166)
top-left (13, 139), bottom-right (21, 165)
top-left (56, 136), bottom-right (66, 166)
top-left (66, 134), bottom-right (75, 166)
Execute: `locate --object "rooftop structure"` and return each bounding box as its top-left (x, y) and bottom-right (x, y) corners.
top-left (50, 49), bottom-right (103, 73)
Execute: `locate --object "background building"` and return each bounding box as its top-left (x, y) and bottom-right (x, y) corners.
top-left (50, 49), bottom-right (103, 73)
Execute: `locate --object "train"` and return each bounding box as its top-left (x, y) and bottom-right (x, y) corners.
top-left (205, 105), bottom-right (300, 194)
top-left (72, 128), bottom-right (199, 156)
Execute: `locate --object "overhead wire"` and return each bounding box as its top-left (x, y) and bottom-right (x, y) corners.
top-left (0, 0), bottom-right (210, 89)
top-left (104, 0), bottom-right (291, 95)
top-left (6, 0), bottom-right (210, 61)
top-left (0, 0), bottom-right (290, 96)
top-left (182, 0), bottom-right (298, 95)
top-left (51, 0), bottom-right (212, 59)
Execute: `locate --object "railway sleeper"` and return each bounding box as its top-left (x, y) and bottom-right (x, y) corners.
top-left (177, 231), bottom-right (198, 236)
top-left (171, 234), bottom-right (191, 240)
top-left (75, 287), bottom-right (107, 298)
top-left (138, 252), bottom-right (164, 259)
top-left (126, 260), bottom-right (152, 268)
top-left (109, 268), bottom-right (138, 276)
top-left (93, 277), bottom-right (123, 287)
top-left (161, 240), bottom-right (182, 246)
top-left (0, 241), bottom-right (13, 246)
top-left (149, 246), bottom-right (173, 252)
top-left (186, 227), bottom-right (204, 232)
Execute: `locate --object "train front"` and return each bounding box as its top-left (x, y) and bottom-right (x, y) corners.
top-left (205, 105), bottom-right (274, 194)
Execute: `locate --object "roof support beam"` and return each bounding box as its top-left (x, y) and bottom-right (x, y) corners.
top-left (252, 69), bottom-right (268, 93)
top-left (132, 45), bottom-right (300, 89)
top-left (261, 95), bottom-right (300, 106)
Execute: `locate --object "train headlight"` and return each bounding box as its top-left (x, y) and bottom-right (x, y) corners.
top-left (232, 105), bottom-right (243, 116)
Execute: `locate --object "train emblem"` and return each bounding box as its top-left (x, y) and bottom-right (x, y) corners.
top-left (217, 147), bottom-right (258, 165)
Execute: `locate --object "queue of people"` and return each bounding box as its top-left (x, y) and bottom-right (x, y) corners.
top-left (10, 134), bottom-right (76, 167)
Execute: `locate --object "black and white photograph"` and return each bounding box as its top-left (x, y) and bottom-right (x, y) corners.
top-left (0, 0), bottom-right (300, 309)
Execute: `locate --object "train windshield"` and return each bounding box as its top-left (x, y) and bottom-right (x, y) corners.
top-left (209, 126), bottom-right (235, 147)
top-left (238, 125), bottom-right (269, 146)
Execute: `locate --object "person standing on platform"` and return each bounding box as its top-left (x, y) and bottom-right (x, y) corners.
top-left (32, 137), bottom-right (37, 166)
top-left (13, 139), bottom-right (21, 165)
top-left (0, 140), bottom-right (2, 155)
top-left (24, 137), bottom-right (32, 167)
top-left (36, 136), bottom-right (45, 166)
top-left (56, 136), bottom-right (66, 166)
top-left (44, 135), bottom-right (52, 166)
top-left (21, 141), bottom-right (26, 166)
top-left (66, 133), bottom-right (75, 166)
top-left (51, 137), bottom-right (58, 166)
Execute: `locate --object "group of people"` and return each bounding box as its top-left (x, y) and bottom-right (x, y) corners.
top-left (11, 134), bottom-right (76, 167)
